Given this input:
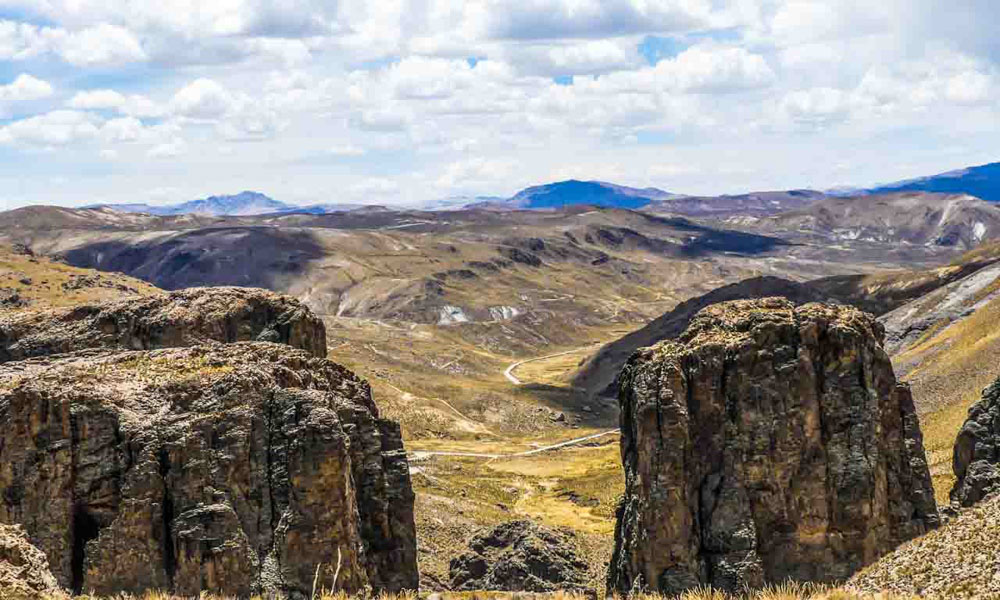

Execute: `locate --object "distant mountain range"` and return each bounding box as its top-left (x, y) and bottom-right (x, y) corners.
top-left (471, 180), bottom-right (680, 210)
top-left (88, 192), bottom-right (366, 217)
top-left (88, 160), bottom-right (1000, 218)
top-left (868, 162), bottom-right (1000, 202)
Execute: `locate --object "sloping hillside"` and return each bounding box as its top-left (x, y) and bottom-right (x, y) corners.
top-left (646, 189), bottom-right (824, 217)
top-left (0, 244), bottom-right (161, 311)
top-left (745, 192), bottom-right (1000, 250)
top-left (881, 270), bottom-right (1000, 501)
top-left (850, 492), bottom-right (1000, 597)
top-left (571, 276), bottom-right (829, 400)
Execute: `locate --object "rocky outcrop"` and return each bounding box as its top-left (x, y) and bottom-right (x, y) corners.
top-left (0, 286), bottom-right (327, 363)
top-left (0, 343), bottom-right (417, 597)
top-left (951, 378), bottom-right (1000, 507)
top-left (0, 523), bottom-right (64, 598)
top-left (449, 520), bottom-right (588, 592)
top-left (607, 298), bottom-right (938, 596)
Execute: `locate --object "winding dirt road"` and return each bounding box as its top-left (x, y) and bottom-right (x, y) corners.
top-left (408, 428), bottom-right (620, 461)
top-left (503, 341), bottom-right (602, 385)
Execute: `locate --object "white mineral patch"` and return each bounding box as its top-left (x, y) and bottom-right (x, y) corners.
top-left (488, 305), bottom-right (520, 321)
top-left (438, 305), bottom-right (469, 325)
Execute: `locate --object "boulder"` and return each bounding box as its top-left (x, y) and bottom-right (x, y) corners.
top-left (607, 298), bottom-right (938, 596)
top-left (0, 286), bottom-right (327, 363)
top-left (0, 342), bottom-right (417, 597)
top-left (449, 520), bottom-right (588, 592)
top-left (951, 378), bottom-right (1000, 507)
top-left (0, 523), bottom-right (64, 598)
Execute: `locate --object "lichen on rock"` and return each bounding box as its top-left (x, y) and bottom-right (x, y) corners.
top-left (607, 298), bottom-right (939, 596)
top-left (0, 523), bottom-right (65, 598)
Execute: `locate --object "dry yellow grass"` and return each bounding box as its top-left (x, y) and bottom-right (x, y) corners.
top-left (28, 584), bottom-right (919, 600)
top-left (895, 292), bottom-right (1000, 501)
top-left (0, 246), bottom-right (161, 310)
top-left (408, 430), bottom-right (622, 590)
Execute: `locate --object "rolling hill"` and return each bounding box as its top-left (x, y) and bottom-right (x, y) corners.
top-left (741, 192), bottom-right (1000, 249)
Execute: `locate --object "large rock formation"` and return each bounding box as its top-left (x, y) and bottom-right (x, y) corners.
top-left (951, 378), bottom-right (1000, 507)
top-left (0, 523), bottom-right (64, 598)
top-left (0, 286), bottom-right (327, 363)
top-left (607, 298), bottom-right (938, 596)
top-left (449, 520), bottom-right (588, 592)
top-left (0, 343), bottom-right (417, 597)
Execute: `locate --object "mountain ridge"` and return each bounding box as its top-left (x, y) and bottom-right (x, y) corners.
top-left (866, 161), bottom-right (1000, 202)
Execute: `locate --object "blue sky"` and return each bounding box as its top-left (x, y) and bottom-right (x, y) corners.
top-left (0, 0), bottom-right (998, 208)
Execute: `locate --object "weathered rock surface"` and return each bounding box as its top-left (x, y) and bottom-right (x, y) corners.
top-left (0, 342), bottom-right (417, 597)
top-left (0, 523), bottom-right (64, 598)
top-left (0, 286), bottom-right (327, 363)
top-left (951, 377), bottom-right (1000, 507)
top-left (607, 298), bottom-right (938, 596)
top-left (449, 520), bottom-right (588, 592)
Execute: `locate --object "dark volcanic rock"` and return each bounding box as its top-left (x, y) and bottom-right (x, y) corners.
top-left (0, 343), bottom-right (417, 597)
top-left (449, 520), bottom-right (588, 592)
top-left (0, 286), bottom-right (327, 363)
top-left (607, 298), bottom-right (938, 596)
top-left (951, 378), bottom-right (1000, 507)
top-left (0, 523), bottom-right (64, 598)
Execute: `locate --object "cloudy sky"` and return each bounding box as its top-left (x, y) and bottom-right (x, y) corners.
top-left (0, 0), bottom-right (998, 208)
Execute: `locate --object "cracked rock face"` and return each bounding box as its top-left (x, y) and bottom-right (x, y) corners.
top-left (951, 378), bottom-right (1000, 507)
top-left (607, 298), bottom-right (938, 596)
top-left (0, 286), bottom-right (327, 363)
top-left (0, 343), bottom-right (417, 597)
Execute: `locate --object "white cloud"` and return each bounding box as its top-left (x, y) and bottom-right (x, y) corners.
top-left (147, 139), bottom-right (186, 158)
top-left (329, 144), bottom-right (366, 156)
top-left (58, 23), bottom-right (146, 66)
top-left (0, 74), bottom-right (53, 101)
top-left (69, 89), bottom-right (166, 118)
top-left (945, 70), bottom-right (993, 105)
top-left (100, 116), bottom-right (146, 142)
top-left (350, 177), bottom-right (400, 196)
top-left (779, 87), bottom-right (852, 126)
top-left (170, 78), bottom-right (233, 119)
top-left (436, 157), bottom-right (518, 190)
top-left (0, 110), bottom-right (99, 147)
top-left (1, 1), bottom-right (1000, 207)
top-left (351, 107), bottom-right (413, 132)
top-left (483, 0), bottom-right (717, 40)
top-left (656, 46), bottom-right (776, 93)
top-left (0, 20), bottom-right (146, 66)
top-left (551, 39), bottom-right (634, 68)
top-left (68, 89), bottom-right (126, 109)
